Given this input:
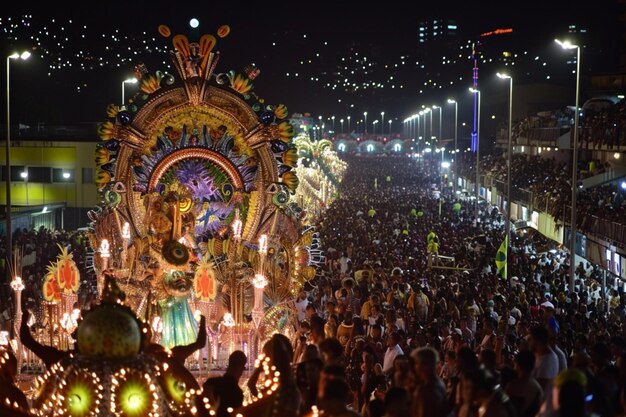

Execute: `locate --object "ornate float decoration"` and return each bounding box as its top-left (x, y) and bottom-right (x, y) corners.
top-left (87, 23), bottom-right (320, 359)
top-left (33, 277), bottom-right (204, 417)
top-left (293, 134), bottom-right (347, 223)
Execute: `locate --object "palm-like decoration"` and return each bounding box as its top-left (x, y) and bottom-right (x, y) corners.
top-left (55, 244), bottom-right (81, 294)
top-left (43, 264), bottom-right (62, 302)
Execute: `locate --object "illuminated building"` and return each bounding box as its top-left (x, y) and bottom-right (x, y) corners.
top-left (0, 127), bottom-right (98, 232)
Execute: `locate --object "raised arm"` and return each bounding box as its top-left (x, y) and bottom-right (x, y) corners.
top-left (20, 308), bottom-right (64, 368)
top-left (171, 315), bottom-right (207, 364)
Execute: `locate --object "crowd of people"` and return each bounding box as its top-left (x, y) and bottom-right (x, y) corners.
top-left (1, 155), bottom-right (626, 417)
top-left (580, 102), bottom-right (626, 149)
top-left (455, 152), bottom-right (626, 233)
top-left (281, 155), bottom-right (626, 417)
top-left (0, 228), bottom-right (95, 334)
top-left (506, 102), bottom-right (626, 149)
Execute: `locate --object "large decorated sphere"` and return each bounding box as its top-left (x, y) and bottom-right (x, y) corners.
top-left (76, 304), bottom-right (141, 359)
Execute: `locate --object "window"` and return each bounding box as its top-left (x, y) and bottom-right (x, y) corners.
top-left (8, 166), bottom-right (26, 182)
top-left (82, 167), bottom-right (94, 184)
top-left (53, 168), bottom-right (74, 183)
top-left (28, 167), bottom-right (52, 183)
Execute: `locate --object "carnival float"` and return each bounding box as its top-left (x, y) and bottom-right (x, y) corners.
top-left (293, 134), bottom-right (347, 223)
top-left (3, 22), bottom-right (342, 417)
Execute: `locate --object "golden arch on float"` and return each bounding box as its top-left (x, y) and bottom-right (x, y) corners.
top-left (147, 147), bottom-right (245, 193)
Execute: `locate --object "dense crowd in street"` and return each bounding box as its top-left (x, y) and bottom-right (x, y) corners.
top-left (281, 155), bottom-right (626, 417)
top-left (1, 155), bottom-right (625, 417)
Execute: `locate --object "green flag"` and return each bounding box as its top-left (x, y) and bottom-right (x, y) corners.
top-left (495, 235), bottom-right (508, 279)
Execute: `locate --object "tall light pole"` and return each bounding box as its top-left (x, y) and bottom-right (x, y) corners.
top-left (497, 73), bottom-right (513, 281)
top-left (121, 78), bottom-right (137, 106)
top-left (347, 116), bottom-right (351, 134)
top-left (373, 120), bottom-right (379, 134)
top-left (340, 118), bottom-right (344, 134)
top-left (448, 99), bottom-right (458, 193)
top-left (469, 88), bottom-right (481, 221)
top-left (363, 112), bottom-right (368, 134)
top-left (425, 108), bottom-right (432, 141)
top-left (556, 39), bottom-right (581, 291)
top-left (62, 171), bottom-right (71, 230)
top-left (331, 115), bottom-right (336, 134)
top-left (5, 51), bottom-right (31, 274)
top-left (388, 119), bottom-right (392, 135)
top-left (381, 112), bottom-right (385, 134)
top-left (20, 171), bottom-right (28, 206)
top-left (432, 105), bottom-right (442, 142)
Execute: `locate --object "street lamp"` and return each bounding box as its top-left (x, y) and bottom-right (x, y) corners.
top-left (363, 112), bottom-right (368, 134)
top-left (121, 78), bottom-right (137, 106)
top-left (20, 171), bottom-right (28, 205)
top-left (372, 120), bottom-right (379, 134)
top-left (432, 105), bottom-right (442, 141)
top-left (340, 118), bottom-right (344, 134)
top-left (6, 51), bottom-right (31, 270)
top-left (497, 73), bottom-right (513, 281)
top-left (331, 115), bottom-right (336, 134)
top-left (556, 38), bottom-right (581, 291)
top-left (423, 107), bottom-right (432, 141)
top-left (388, 119), bottom-right (392, 135)
top-left (347, 116), bottom-right (351, 133)
top-left (469, 88), bottom-right (481, 221)
top-left (415, 115), bottom-right (421, 153)
top-left (447, 99), bottom-right (458, 193)
top-left (381, 112), bottom-right (385, 134)
top-left (61, 172), bottom-right (71, 229)
top-left (437, 146), bottom-right (445, 166)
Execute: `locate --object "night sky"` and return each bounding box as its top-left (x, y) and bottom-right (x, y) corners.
top-left (1, 0), bottom-right (619, 132)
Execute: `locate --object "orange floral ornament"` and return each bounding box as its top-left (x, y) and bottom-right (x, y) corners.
top-left (43, 270), bottom-right (61, 303)
top-left (193, 256), bottom-right (218, 301)
top-left (55, 245), bottom-right (81, 294)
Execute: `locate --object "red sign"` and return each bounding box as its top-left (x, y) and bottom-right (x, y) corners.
top-left (480, 28), bottom-right (513, 37)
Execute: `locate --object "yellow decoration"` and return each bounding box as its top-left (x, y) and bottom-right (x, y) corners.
top-left (95, 148), bottom-right (111, 166)
top-left (140, 74), bottom-right (162, 94)
top-left (278, 121), bottom-right (294, 142)
top-left (231, 74), bottom-right (253, 94)
top-left (97, 121), bottom-right (116, 141)
top-left (106, 104), bottom-right (120, 118)
top-left (95, 169), bottom-right (111, 189)
top-left (274, 104), bottom-right (288, 119)
top-left (281, 171), bottom-right (299, 193)
top-left (281, 148), bottom-right (298, 167)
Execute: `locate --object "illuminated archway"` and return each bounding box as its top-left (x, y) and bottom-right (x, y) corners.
top-left (147, 147), bottom-right (245, 193)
